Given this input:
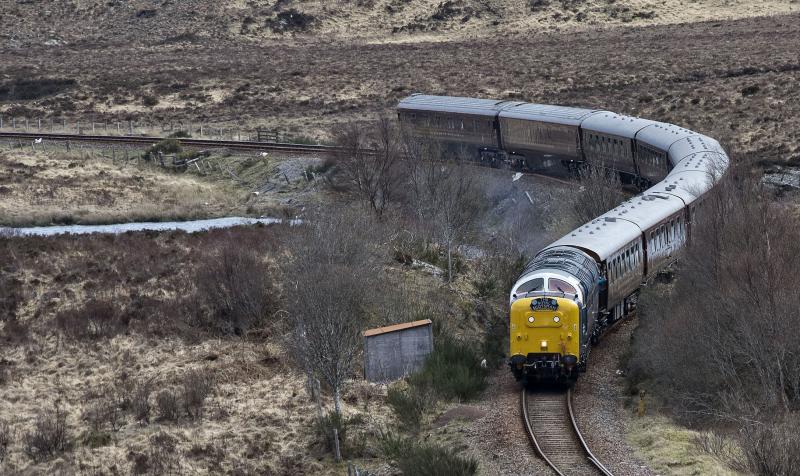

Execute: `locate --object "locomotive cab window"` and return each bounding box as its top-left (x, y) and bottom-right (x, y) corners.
top-left (548, 278), bottom-right (576, 295)
top-left (515, 278), bottom-right (544, 296)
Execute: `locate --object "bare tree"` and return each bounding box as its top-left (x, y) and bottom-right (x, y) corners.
top-left (435, 165), bottom-right (486, 282)
top-left (403, 142), bottom-right (486, 282)
top-left (628, 161), bottom-right (800, 473)
top-left (330, 118), bottom-right (404, 217)
top-left (571, 165), bottom-right (625, 224)
top-left (285, 207), bottom-right (379, 416)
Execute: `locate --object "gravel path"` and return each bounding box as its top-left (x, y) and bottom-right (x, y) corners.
top-left (573, 316), bottom-right (655, 476)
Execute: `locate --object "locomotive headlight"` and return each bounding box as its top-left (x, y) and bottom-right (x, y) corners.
top-left (528, 316), bottom-right (535, 323)
top-left (553, 316), bottom-right (560, 323)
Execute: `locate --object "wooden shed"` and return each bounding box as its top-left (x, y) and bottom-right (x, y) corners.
top-left (362, 319), bottom-right (434, 382)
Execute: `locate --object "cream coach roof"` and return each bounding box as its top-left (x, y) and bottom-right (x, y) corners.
top-left (397, 94), bottom-right (521, 117)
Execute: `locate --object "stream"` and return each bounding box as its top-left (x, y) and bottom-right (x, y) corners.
top-left (1, 216), bottom-right (299, 237)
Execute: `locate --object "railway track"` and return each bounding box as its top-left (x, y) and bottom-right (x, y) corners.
top-left (0, 131), bottom-right (576, 186)
top-left (0, 131), bottom-right (339, 154)
top-left (521, 388), bottom-right (614, 476)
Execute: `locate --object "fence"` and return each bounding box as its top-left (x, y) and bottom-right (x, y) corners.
top-left (0, 116), bottom-right (308, 143)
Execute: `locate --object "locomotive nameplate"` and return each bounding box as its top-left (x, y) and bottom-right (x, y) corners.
top-left (530, 298), bottom-right (559, 311)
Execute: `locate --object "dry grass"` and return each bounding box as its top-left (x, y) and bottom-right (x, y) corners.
top-left (0, 149), bottom-right (247, 227)
top-left (0, 147), bottom-right (326, 227)
top-left (0, 227), bottom-right (402, 474)
top-left (3, 13), bottom-right (799, 168)
top-left (1, 0), bottom-right (796, 47)
top-left (626, 415), bottom-right (745, 476)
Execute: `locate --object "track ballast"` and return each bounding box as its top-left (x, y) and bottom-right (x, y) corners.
top-left (521, 388), bottom-right (614, 476)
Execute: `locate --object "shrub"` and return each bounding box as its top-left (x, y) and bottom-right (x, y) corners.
top-left (156, 390), bottom-right (180, 421)
top-left (148, 431), bottom-right (179, 474)
top-left (1, 316), bottom-right (29, 345)
top-left (479, 306), bottom-right (508, 369)
top-left (132, 379), bottom-right (153, 422)
top-left (143, 139), bottom-right (182, 161)
top-left (0, 419), bottom-right (10, 462)
top-left (81, 429), bottom-right (112, 448)
top-left (168, 130), bottom-right (191, 138)
top-left (266, 9), bottom-right (315, 32)
top-left (386, 386), bottom-right (429, 432)
top-left (0, 78), bottom-right (76, 101)
top-left (142, 95), bottom-right (159, 107)
top-left (315, 411), bottom-right (365, 459)
top-left (24, 406), bottom-right (72, 461)
top-left (55, 299), bottom-right (127, 340)
top-left (195, 245), bottom-right (275, 335)
top-left (84, 393), bottom-right (123, 432)
top-left (381, 433), bottom-right (478, 476)
top-left (740, 416), bottom-right (800, 475)
top-left (408, 339), bottom-right (488, 401)
top-left (182, 369), bottom-right (214, 419)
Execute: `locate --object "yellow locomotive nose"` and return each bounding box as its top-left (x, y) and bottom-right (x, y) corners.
top-left (509, 296), bottom-right (580, 377)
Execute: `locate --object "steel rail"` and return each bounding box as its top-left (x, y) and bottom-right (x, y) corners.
top-left (521, 388), bottom-right (614, 476)
top-left (0, 131), bottom-right (339, 154)
top-left (521, 388), bottom-right (565, 476)
top-left (567, 388), bottom-right (615, 476)
top-left (0, 131), bottom-right (576, 185)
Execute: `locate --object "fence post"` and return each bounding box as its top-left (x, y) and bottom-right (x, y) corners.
top-left (0, 116), bottom-right (3, 128)
top-left (12, 117), bottom-right (16, 129)
top-left (38, 118), bottom-right (41, 130)
top-left (25, 118), bottom-right (29, 130)
top-left (129, 120), bottom-right (133, 135)
top-left (333, 428), bottom-right (341, 462)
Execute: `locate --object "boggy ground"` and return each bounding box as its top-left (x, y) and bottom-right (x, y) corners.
top-left (2, 13), bottom-right (800, 167)
top-left (0, 145), bottom-right (327, 227)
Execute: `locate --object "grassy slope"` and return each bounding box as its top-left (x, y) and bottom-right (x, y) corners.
top-left (1, 0), bottom-right (797, 46)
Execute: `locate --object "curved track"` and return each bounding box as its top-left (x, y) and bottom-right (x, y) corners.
top-left (0, 131), bottom-right (338, 154)
top-left (521, 388), bottom-right (614, 476)
top-left (0, 131), bottom-right (575, 186)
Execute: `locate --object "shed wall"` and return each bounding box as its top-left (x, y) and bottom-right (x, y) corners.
top-left (363, 324), bottom-right (433, 382)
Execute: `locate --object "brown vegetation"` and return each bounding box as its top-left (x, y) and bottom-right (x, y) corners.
top-left (0, 149), bottom-right (249, 227)
top-left (3, 12), bottom-right (799, 172)
top-left (627, 159), bottom-right (800, 474)
top-left (330, 118), bottom-right (404, 217)
top-left (571, 165), bottom-right (626, 224)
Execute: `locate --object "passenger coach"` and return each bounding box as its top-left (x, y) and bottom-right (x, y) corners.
top-left (398, 93), bottom-right (730, 384)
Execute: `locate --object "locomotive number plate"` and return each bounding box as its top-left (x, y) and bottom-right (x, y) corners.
top-left (530, 298), bottom-right (559, 311)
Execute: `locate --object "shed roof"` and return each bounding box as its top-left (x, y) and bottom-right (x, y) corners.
top-left (362, 319), bottom-right (433, 337)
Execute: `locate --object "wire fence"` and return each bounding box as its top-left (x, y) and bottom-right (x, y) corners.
top-left (0, 116), bottom-right (311, 143)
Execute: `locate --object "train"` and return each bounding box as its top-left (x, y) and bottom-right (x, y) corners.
top-left (397, 94), bottom-right (729, 384)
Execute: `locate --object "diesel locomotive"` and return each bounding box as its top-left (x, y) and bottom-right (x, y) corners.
top-left (397, 94), bottom-right (729, 383)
